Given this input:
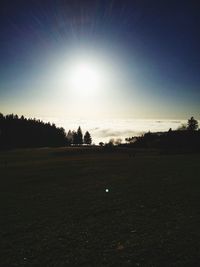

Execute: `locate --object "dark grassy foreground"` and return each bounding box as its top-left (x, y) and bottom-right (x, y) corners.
top-left (0, 147), bottom-right (200, 267)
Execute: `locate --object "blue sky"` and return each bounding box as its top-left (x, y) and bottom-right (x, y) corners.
top-left (0, 0), bottom-right (200, 119)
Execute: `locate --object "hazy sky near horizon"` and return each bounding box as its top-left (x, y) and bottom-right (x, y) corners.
top-left (0, 0), bottom-right (200, 119)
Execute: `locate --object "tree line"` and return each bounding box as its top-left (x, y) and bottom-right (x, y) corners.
top-left (0, 113), bottom-right (92, 149)
top-left (66, 127), bottom-right (92, 145)
top-left (124, 117), bottom-right (200, 152)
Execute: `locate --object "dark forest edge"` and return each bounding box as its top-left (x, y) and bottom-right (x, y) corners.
top-left (0, 113), bottom-right (92, 149)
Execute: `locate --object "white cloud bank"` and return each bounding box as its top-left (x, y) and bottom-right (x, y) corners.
top-left (40, 117), bottom-right (190, 144)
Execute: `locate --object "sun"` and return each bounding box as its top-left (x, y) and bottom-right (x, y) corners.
top-left (68, 61), bottom-right (102, 95)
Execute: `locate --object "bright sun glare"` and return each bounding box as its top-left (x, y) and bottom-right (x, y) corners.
top-left (68, 61), bottom-right (102, 95)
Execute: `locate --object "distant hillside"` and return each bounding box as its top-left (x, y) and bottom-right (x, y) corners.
top-left (127, 130), bottom-right (200, 153)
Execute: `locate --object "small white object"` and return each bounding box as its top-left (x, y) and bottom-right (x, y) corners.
top-left (105, 189), bottom-right (109, 193)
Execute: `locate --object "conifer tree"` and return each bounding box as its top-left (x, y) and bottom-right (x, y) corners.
top-left (187, 116), bottom-right (198, 131)
top-left (84, 131), bottom-right (92, 145)
top-left (77, 126), bottom-right (83, 145)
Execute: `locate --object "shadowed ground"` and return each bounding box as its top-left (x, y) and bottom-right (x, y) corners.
top-left (0, 147), bottom-right (200, 266)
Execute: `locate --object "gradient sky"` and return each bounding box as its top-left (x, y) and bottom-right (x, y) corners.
top-left (0, 0), bottom-right (200, 120)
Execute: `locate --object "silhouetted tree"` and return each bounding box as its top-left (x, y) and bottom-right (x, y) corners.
top-left (108, 139), bottom-right (114, 146)
top-left (72, 131), bottom-right (79, 145)
top-left (84, 131), bottom-right (92, 145)
top-left (104, 139), bottom-right (115, 150)
top-left (187, 117), bottom-right (198, 131)
top-left (76, 126), bottom-right (83, 145)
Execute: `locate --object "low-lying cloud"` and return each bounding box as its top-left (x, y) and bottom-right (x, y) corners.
top-left (41, 117), bottom-right (188, 144)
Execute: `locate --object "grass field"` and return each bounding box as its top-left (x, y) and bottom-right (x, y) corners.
top-left (0, 147), bottom-right (200, 266)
